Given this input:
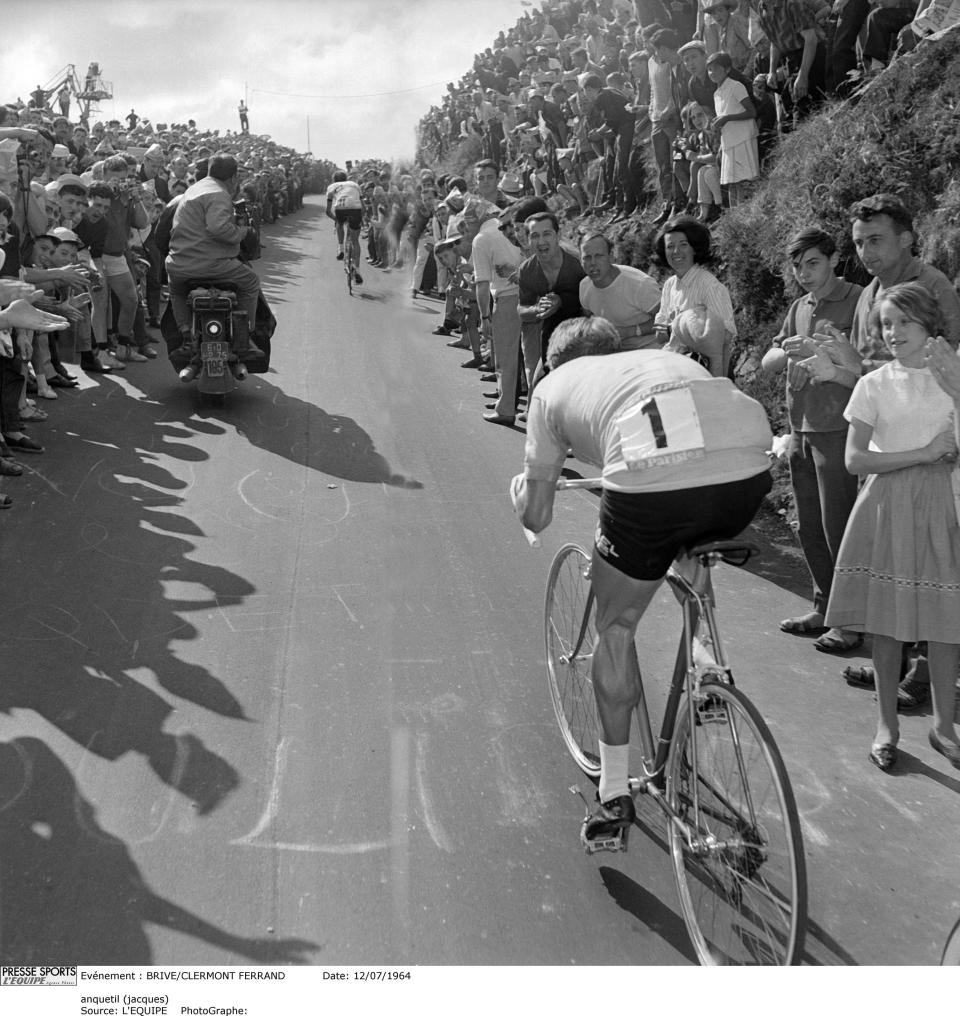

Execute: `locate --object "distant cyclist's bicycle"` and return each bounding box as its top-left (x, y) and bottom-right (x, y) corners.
top-left (344, 239), bottom-right (355, 296)
top-left (540, 477), bottom-right (807, 965)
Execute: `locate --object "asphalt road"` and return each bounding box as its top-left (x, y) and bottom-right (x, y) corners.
top-left (1, 196), bottom-right (958, 967)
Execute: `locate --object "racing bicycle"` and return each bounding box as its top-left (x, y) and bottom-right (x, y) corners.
top-left (344, 235), bottom-right (356, 296)
top-left (538, 477), bottom-right (807, 965)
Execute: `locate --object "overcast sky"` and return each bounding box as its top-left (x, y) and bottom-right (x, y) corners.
top-left (5, 0), bottom-right (533, 164)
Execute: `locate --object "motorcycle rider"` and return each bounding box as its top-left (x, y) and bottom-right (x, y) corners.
top-left (165, 152), bottom-right (262, 381)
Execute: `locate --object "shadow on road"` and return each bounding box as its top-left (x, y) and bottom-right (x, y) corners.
top-left (0, 379), bottom-right (254, 806)
top-left (253, 203), bottom-right (323, 306)
top-left (161, 374), bottom-right (422, 488)
top-left (0, 738), bottom-right (318, 964)
top-left (625, 811), bottom-right (860, 966)
top-left (598, 866), bottom-right (699, 964)
top-left (0, 368), bottom-right (306, 959)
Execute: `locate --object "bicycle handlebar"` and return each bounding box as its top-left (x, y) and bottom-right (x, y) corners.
top-left (556, 477), bottom-right (602, 490)
top-left (515, 477), bottom-right (602, 547)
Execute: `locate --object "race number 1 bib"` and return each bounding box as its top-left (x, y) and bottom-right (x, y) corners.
top-left (615, 382), bottom-right (706, 470)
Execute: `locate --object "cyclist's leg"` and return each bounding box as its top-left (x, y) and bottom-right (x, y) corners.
top-left (335, 217), bottom-right (345, 256)
top-left (578, 551), bottom-right (660, 842)
top-left (348, 226), bottom-right (362, 282)
top-left (590, 550), bottom-right (661, 745)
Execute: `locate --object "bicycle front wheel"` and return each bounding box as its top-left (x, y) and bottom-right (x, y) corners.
top-left (666, 682), bottom-right (807, 965)
top-left (544, 543), bottom-right (601, 780)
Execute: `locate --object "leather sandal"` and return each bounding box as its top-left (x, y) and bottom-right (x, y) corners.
top-left (843, 665), bottom-right (875, 687)
top-left (779, 612), bottom-right (826, 635)
top-left (897, 674), bottom-right (929, 711)
top-left (814, 628), bottom-right (864, 654)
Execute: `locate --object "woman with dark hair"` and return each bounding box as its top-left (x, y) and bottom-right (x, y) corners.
top-left (653, 214), bottom-right (736, 376)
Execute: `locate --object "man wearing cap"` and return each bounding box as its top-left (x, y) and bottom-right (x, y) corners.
top-left (47, 173), bottom-right (87, 231)
top-left (38, 143), bottom-right (72, 185)
top-left (679, 40), bottom-right (717, 116)
top-left (703, 0), bottom-right (753, 71)
top-left (139, 145), bottom-right (171, 203)
top-left (468, 198), bottom-right (524, 425)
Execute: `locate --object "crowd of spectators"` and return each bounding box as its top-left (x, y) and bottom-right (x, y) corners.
top-left (0, 87), bottom-right (311, 505)
top-left (417, 0), bottom-right (936, 226)
top-left (388, 1), bottom-right (960, 770)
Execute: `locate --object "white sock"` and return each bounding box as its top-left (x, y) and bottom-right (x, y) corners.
top-left (599, 741), bottom-right (630, 803)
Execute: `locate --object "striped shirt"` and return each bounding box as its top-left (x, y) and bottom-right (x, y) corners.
top-left (655, 265), bottom-right (737, 337)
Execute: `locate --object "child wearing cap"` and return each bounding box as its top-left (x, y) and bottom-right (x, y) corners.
top-left (703, 0), bottom-right (753, 73)
top-left (21, 233), bottom-right (85, 402)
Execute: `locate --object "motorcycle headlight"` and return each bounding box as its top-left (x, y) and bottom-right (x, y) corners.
top-left (205, 320), bottom-right (222, 337)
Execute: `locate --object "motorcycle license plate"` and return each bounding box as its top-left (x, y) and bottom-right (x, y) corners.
top-left (201, 340), bottom-right (228, 377)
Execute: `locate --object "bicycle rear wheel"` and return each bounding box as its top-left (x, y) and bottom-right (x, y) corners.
top-left (346, 258), bottom-right (354, 296)
top-left (544, 543), bottom-right (601, 780)
top-left (666, 681), bottom-right (806, 965)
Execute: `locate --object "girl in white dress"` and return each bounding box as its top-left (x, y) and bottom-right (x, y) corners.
top-left (706, 51), bottom-right (758, 205)
top-left (824, 283), bottom-right (960, 772)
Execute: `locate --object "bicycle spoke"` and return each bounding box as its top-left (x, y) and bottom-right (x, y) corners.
top-left (545, 545), bottom-right (601, 778)
top-left (666, 683), bottom-right (806, 965)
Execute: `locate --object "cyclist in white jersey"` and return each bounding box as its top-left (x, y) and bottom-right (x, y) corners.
top-left (324, 170), bottom-right (363, 285)
top-left (512, 316), bottom-right (773, 844)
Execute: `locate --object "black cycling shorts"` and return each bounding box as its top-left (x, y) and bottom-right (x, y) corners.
top-left (595, 470), bottom-right (772, 581)
top-left (334, 208), bottom-right (363, 230)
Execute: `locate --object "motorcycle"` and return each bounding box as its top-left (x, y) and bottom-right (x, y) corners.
top-left (161, 284), bottom-right (275, 398)
top-left (160, 199), bottom-right (274, 399)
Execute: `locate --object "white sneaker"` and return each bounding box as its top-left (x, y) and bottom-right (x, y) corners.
top-left (36, 379), bottom-right (58, 400)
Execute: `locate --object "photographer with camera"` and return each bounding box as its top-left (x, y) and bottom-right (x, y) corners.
top-left (1, 126), bottom-right (51, 242)
top-left (165, 152), bottom-right (263, 378)
top-left (98, 155), bottom-right (151, 362)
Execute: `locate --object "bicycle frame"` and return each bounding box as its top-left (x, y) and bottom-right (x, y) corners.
top-left (556, 478), bottom-right (754, 856)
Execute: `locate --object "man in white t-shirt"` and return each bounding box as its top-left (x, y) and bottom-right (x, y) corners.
top-left (579, 232), bottom-right (661, 351)
top-left (467, 196), bottom-right (524, 424)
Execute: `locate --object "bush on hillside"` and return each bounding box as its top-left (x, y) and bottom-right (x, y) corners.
top-left (714, 26), bottom-right (960, 332)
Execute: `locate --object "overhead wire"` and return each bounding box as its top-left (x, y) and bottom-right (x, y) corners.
top-left (250, 81), bottom-right (448, 100)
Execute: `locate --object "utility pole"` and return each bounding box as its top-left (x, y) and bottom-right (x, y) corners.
top-left (307, 116), bottom-right (310, 153)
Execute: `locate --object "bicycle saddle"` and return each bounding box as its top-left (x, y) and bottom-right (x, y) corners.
top-left (686, 540), bottom-right (759, 566)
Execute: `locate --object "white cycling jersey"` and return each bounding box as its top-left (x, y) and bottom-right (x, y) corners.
top-left (325, 180), bottom-right (362, 211)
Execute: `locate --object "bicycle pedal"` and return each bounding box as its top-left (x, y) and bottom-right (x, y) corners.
top-left (696, 701), bottom-right (729, 725)
top-left (580, 824), bottom-right (628, 854)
